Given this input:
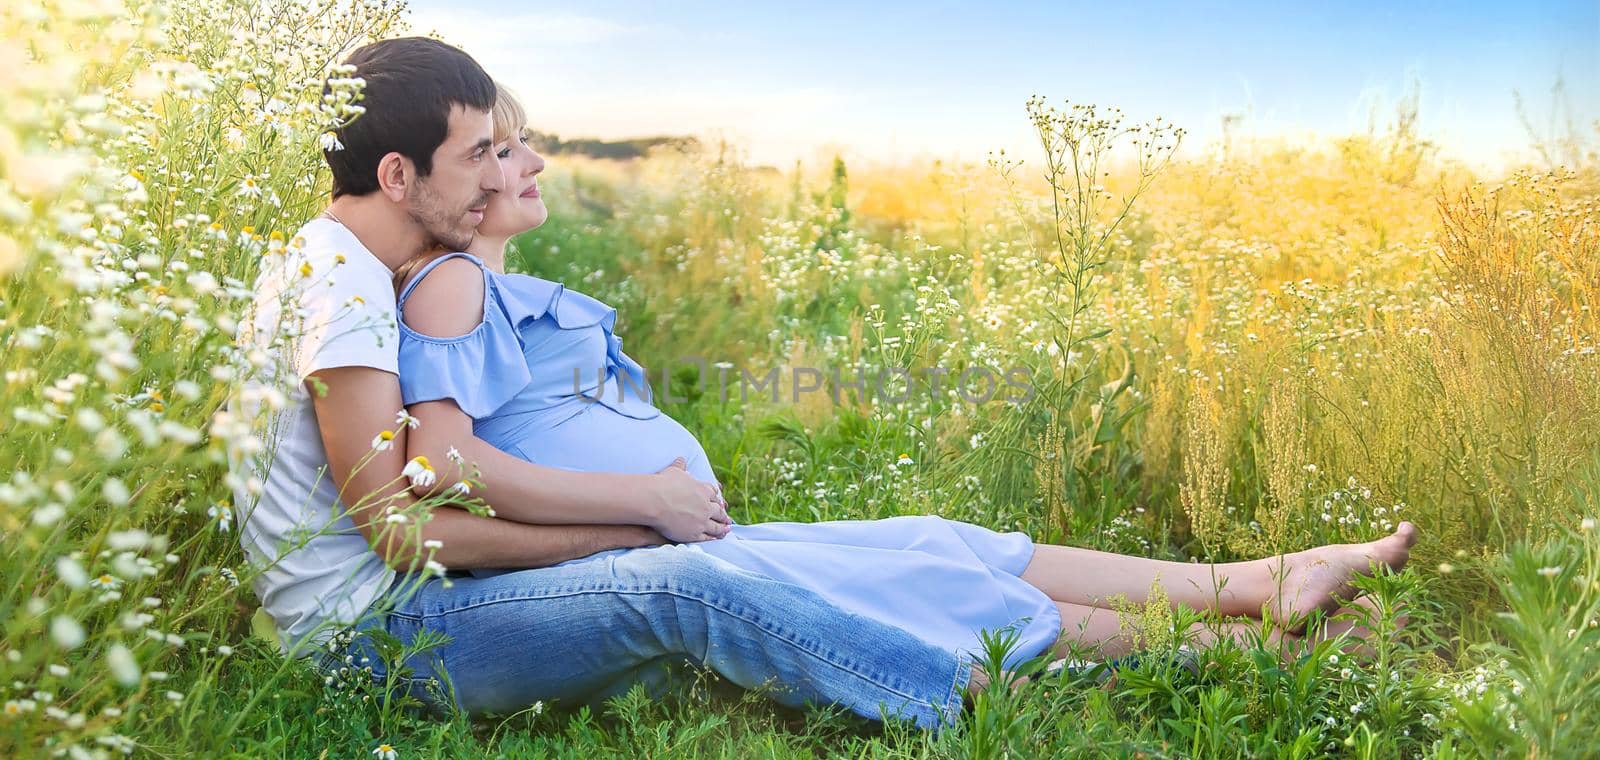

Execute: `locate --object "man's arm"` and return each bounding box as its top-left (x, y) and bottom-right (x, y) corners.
top-left (405, 505), bottom-right (666, 569)
top-left (309, 364), bottom-right (666, 570)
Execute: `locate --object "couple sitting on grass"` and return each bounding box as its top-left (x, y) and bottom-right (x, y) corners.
top-left (234, 36), bottom-right (1418, 731)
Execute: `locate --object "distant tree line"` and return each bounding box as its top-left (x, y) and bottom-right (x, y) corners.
top-left (529, 131), bottom-right (701, 160)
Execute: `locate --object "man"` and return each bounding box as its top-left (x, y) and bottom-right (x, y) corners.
top-left (233, 36), bottom-right (984, 731)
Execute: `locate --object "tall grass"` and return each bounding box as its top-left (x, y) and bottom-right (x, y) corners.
top-left (3, 0), bottom-right (1598, 756)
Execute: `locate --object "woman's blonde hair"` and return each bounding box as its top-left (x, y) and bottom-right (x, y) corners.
top-left (492, 80), bottom-right (527, 143)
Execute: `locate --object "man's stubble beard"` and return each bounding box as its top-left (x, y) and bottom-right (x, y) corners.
top-left (408, 177), bottom-right (478, 252)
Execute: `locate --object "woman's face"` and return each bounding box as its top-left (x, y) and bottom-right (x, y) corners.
top-left (479, 126), bottom-right (548, 239)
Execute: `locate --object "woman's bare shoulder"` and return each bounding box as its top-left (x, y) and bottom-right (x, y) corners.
top-left (399, 257), bottom-right (486, 339)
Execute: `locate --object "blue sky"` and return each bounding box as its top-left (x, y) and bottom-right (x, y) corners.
top-left (409, 0), bottom-right (1598, 171)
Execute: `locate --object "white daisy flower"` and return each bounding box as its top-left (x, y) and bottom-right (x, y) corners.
top-left (371, 430), bottom-right (395, 451)
top-left (402, 456), bottom-right (436, 488)
top-left (106, 644), bottom-right (140, 687)
top-left (394, 410), bottom-right (420, 429)
top-left (207, 502), bottom-right (233, 532)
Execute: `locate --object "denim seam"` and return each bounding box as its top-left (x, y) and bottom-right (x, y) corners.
top-left (939, 653), bottom-right (971, 729)
top-left (390, 586), bottom-right (947, 717)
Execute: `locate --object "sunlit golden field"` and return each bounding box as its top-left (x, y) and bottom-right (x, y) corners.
top-left (4, 0), bottom-right (1599, 757)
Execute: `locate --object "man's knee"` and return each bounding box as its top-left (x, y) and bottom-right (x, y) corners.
top-left (610, 544), bottom-right (750, 596)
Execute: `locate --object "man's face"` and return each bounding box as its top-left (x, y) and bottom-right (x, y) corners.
top-left (406, 105), bottom-right (503, 251)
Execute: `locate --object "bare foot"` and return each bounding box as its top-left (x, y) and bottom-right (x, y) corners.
top-left (1321, 594), bottom-right (1411, 658)
top-left (964, 665), bottom-right (1028, 702)
top-left (1262, 522), bottom-right (1418, 632)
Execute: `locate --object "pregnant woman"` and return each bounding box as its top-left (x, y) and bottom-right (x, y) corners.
top-left (389, 84), bottom-right (1417, 708)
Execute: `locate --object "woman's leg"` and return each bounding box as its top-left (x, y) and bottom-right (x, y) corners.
top-left (1019, 522), bottom-right (1418, 624)
top-left (1047, 601), bottom-right (1304, 660)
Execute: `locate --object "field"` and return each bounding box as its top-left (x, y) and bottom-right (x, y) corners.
top-left (3, 0), bottom-right (1599, 757)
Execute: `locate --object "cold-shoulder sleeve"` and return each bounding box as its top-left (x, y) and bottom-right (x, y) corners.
top-left (396, 258), bottom-right (532, 419)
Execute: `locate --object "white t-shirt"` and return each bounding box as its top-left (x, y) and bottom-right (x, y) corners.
top-left (231, 217), bottom-right (399, 655)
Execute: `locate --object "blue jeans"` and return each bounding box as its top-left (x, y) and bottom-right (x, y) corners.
top-left (315, 542), bottom-right (971, 731)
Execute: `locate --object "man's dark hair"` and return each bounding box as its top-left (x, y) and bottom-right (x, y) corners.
top-left (325, 37), bottom-right (496, 198)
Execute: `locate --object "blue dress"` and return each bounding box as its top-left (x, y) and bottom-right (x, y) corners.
top-left (395, 252), bottom-right (1061, 668)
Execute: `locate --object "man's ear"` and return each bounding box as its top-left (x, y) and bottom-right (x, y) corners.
top-left (375, 151), bottom-right (412, 203)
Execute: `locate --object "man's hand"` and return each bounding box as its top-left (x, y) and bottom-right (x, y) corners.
top-left (647, 457), bottom-right (731, 543)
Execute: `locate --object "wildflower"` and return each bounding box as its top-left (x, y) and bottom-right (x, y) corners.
top-left (319, 131), bottom-right (345, 152)
top-left (107, 644), bottom-right (140, 687)
top-left (1582, 517), bottom-right (1597, 532)
top-left (5, 699), bottom-right (37, 716)
top-left (371, 430), bottom-right (395, 451)
top-left (103, 478), bottom-right (131, 506)
top-left (76, 408), bottom-right (106, 433)
top-left (449, 481), bottom-right (471, 496)
top-left (218, 567), bottom-right (239, 587)
top-left (56, 556), bottom-right (88, 589)
top-left (385, 513), bottom-right (408, 524)
top-left (403, 456), bottom-right (437, 488)
top-left (208, 502), bottom-right (233, 531)
top-left (896, 453), bottom-right (915, 467)
top-left (165, 690), bottom-right (183, 703)
top-left (34, 503), bottom-right (66, 527)
top-left (446, 446), bottom-right (463, 465)
top-left (1437, 563), bottom-right (1454, 574)
top-left (238, 176), bottom-right (262, 198)
top-left (1537, 566), bottom-right (1562, 578)
top-left (51, 616), bottom-right (86, 649)
top-left (217, 645), bottom-right (233, 656)
top-left (394, 410), bottom-right (420, 429)
top-left (373, 744), bottom-right (398, 760)
top-left (89, 573), bottom-right (121, 590)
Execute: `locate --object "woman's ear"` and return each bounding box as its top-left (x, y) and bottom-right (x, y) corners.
top-left (375, 151), bottom-right (411, 203)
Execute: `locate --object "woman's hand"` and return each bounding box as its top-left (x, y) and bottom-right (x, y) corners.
top-left (646, 457), bottom-right (731, 543)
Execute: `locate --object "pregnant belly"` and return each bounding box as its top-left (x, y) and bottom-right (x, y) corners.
top-left (509, 404), bottom-right (718, 486)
